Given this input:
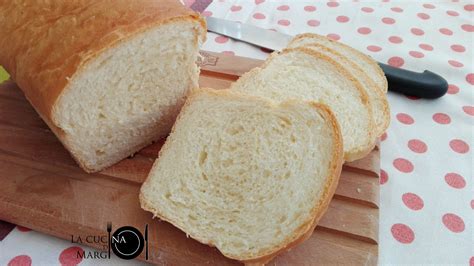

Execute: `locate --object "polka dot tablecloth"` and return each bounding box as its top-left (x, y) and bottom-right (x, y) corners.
top-left (0, 1), bottom-right (472, 265)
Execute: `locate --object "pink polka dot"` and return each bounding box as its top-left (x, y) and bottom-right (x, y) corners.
top-left (380, 169), bottom-right (388, 184)
top-left (447, 10), bottom-right (459, 16)
top-left (381, 132), bottom-right (387, 141)
top-left (408, 139), bottom-right (428, 153)
top-left (423, 3), bottom-right (435, 9)
top-left (388, 56), bottom-right (405, 68)
top-left (448, 60), bottom-right (463, 68)
top-left (419, 44), bottom-right (433, 51)
top-left (449, 139), bottom-right (469, 153)
top-left (358, 27), bottom-right (371, 34)
top-left (445, 173), bottom-right (466, 189)
top-left (382, 17), bottom-right (396, 24)
top-left (307, 20), bottom-right (320, 27)
top-left (402, 193), bottom-right (424, 210)
top-left (465, 4), bottom-right (474, 11)
top-left (451, 44), bottom-right (466, 52)
top-left (327, 33), bottom-right (340, 41)
top-left (255, 0), bottom-right (264, 4)
top-left (253, 12), bottom-right (266, 19)
top-left (336, 16), bottom-right (350, 23)
top-left (391, 223), bottom-right (415, 244)
top-left (278, 19), bottom-right (290, 26)
top-left (467, 73), bottom-right (474, 85)
top-left (471, 200), bottom-right (474, 209)
top-left (221, 51), bottom-right (235, 56)
top-left (8, 255), bottom-right (32, 266)
top-left (277, 5), bottom-right (289, 11)
top-left (461, 24), bottom-right (474, 32)
top-left (230, 5), bottom-right (242, 12)
top-left (17, 226), bottom-right (31, 232)
top-left (59, 246), bottom-right (83, 266)
top-left (470, 257), bottom-right (474, 266)
top-left (367, 45), bottom-right (382, 52)
top-left (389, 36), bottom-right (403, 44)
top-left (396, 113), bottom-right (414, 124)
top-left (433, 113), bottom-right (451, 124)
top-left (201, 11), bottom-right (212, 17)
top-left (411, 28), bottom-right (425, 36)
top-left (463, 106), bottom-right (474, 116)
top-left (447, 84), bottom-right (459, 94)
top-left (327, 2), bottom-right (339, 7)
top-left (393, 158), bottom-right (414, 173)
top-left (391, 7), bottom-right (403, 12)
top-left (440, 28), bottom-right (453, 35)
top-left (409, 51), bottom-right (424, 58)
top-left (304, 5), bottom-right (316, 12)
top-left (442, 213), bottom-right (465, 233)
top-left (417, 13), bottom-right (430, 20)
top-left (361, 7), bottom-right (374, 13)
top-left (214, 36), bottom-right (229, 44)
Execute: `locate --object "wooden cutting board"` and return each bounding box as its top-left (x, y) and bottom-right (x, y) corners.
top-left (0, 51), bottom-right (379, 265)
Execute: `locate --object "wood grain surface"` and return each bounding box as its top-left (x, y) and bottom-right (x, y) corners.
top-left (0, 51), bottom-right (379, 265)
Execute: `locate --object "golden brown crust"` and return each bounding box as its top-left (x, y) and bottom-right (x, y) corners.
top-left (0, 0), bottom-right (205, 127)
top-left (140, 88), bottom-right (344, 264)
top-left (371, 83), bottom-right (391, 136)
top-left (292, 33), bottom-right (388, 93)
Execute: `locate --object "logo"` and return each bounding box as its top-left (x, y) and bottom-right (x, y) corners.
top-left (111, 226), bottom-right (145, 260)
top-left (71, 223), bottom-right (148, 261)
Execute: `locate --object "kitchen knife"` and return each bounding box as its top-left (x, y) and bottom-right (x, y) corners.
top-left (206, 17), bottom-right (448, 99)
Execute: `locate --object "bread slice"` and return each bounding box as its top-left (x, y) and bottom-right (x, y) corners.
top-left (287, 42), bottom-right (390, 137)
top-left (290, 33), bottom-right (388, 94)
top-left (140, 88), bottom-right (343, 263)
top-left (0, 1), bottom-right (206, 172)
top-left (230, 47), bottom-right (376, 161)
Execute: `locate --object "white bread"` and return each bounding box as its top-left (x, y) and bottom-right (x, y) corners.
top-left (0, 0), bottom-right (206, 172)
top-left (230, 47), bottom-right (376, 161)
top-left (290, 33), bottom-right (388, 94)
top-left (140, 88), bottom-right (343, 263)
top-left (287, 42), bottom-right (390, 137)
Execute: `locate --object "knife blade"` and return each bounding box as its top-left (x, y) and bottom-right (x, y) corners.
top-left (206, 16), bottom-right (448, 99)
top-left (206, 17), bottom-right (291, 51)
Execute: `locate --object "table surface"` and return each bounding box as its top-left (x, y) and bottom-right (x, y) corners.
top-left (1, 1), bottom-right (472, 265)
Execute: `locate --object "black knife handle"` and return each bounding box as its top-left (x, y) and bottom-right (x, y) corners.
top-left (378, 63), bottom-right (448, 99)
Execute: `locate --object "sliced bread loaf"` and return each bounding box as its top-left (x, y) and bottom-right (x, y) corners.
top-left (287, 42), bottom-right (390, 137)
top-left (290, 33), bottom-right (388, 94)
top-left (140, 88), bottom-right (343, 263)
top-left (0, 0), bottom-right (206, 172)
top-left (230, 47), bottom-right (376, 161)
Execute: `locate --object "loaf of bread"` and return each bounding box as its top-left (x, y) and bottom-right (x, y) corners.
top-left (230, 47), bottom-right (376, 161)
top-left (0, 0), bottom-right (206, 172)
top-left (287, 42), bottom-right (390, 137)
top-left (140, 88), bottom-right (343, 263)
